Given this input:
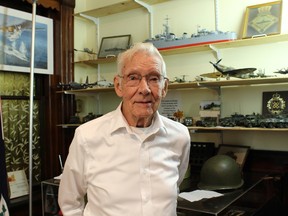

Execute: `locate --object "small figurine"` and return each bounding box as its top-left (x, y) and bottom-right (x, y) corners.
top-left (173, 109), bottom-right (184, 122)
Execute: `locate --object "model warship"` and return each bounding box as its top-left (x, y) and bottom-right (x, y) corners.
top-left (145, 18), bottom-right (237, 50)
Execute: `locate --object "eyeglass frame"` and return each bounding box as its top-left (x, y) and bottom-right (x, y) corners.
top-left (117, 73), bottom-right (169, 87)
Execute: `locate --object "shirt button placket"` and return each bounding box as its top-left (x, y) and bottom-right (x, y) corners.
top-left (140, 143), bottom-right (153, 216)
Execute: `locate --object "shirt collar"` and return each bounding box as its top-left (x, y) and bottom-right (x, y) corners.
top-left (110, 102), bottom-right (167, 135)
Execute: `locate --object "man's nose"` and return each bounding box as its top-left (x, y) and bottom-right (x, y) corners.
top-left (138, 77), bottom-right (151, 94)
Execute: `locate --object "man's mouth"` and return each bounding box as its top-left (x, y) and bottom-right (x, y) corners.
top-left (135, 101), bottom-right (153, 106)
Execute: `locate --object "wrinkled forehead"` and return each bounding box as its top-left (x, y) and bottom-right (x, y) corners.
top-left (124, 51), bottom-right (163, 72)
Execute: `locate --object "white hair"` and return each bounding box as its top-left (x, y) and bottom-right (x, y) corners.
top-left (117, 42), bottom-right (167, 78)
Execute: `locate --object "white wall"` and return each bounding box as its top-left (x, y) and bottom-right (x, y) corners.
top-left (75, 0), bottom-right (288, 80)
top-left (74, 0), bottom-right (288, 151)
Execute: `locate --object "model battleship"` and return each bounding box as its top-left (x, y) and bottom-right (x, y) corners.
top-left (145, 18), bottom-right (237, 50)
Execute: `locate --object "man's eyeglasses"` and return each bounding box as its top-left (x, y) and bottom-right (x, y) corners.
top-left (118, 74), bottom-right (168, 87)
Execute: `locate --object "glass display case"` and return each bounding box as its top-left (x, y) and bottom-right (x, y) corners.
top-left (177, 175), bottom-right (280, 216)
top-left (41, 179), bottom-right (60, 216)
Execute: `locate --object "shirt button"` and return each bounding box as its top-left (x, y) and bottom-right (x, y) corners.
top-left (143, 195), bottom-right (148, 202)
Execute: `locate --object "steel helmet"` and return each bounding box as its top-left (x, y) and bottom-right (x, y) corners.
top-left (198, 155), bottom-right (244, 190)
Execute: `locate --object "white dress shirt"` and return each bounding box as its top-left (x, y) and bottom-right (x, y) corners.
top-left (58, 104), bottom-right (190, 216)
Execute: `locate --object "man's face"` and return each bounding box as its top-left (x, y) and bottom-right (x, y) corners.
top-left (114, 52), bottom-right (168, 127)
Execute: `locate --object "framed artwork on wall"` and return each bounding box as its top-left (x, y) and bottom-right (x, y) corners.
top-left (98, 34), bottom-right (131, 58)
top-left (0, 6), bottom-right (53, 74)
top-left (217, 144), bottom-right (250, 170)
top-left (262, 91), bottom-right (288, 115)
top-left (242, 1), bottom-right (282, 39)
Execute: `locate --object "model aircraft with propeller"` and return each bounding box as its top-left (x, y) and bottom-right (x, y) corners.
top-left (57, 81), bottom-right (97, 90)
top-left (57, 76), bottom-right (113, 90)
top-left (200, 59), bottom-right (257, 80)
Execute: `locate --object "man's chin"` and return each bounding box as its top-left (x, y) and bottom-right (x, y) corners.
top-left (134, 108), bottom-right (154, 118)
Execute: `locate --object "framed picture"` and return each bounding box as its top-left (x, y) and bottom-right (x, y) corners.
top-left (0, 6), bottom-right (53, 74)
top-left (200, 100), bottom-right (221, 111)
top-left (8, 170), bottom-right (29, 199)
top-left (242, 1), bottom-right (282, 39)
top-left (217, 144), bottom-right (250, 169)
top-left (98, 34), bottom-right (131, 58)
top-left (262, 91), bottom-right (288, 115)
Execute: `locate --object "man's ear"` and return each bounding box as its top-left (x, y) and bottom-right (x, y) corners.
top-left (114, 76), bottom-right (123, 97)
top-left (161, 79), bottom-right (169, 98)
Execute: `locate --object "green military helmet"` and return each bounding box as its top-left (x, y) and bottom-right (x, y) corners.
top-left (198, 155), bottom-right (244, 190)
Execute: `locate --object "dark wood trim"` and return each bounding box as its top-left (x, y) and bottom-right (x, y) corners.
top-left (25, 0), bottom-right (76, 11)
top-left (42, 1), bottom-right (76, 180)
top-left (25, 0), bottom-right (59, 11)
top-left (61, 0), bottom-right (76, 8)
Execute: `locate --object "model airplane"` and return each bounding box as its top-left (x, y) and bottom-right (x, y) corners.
top-left (97, 80), bottom-right (114, 87)
top-left (74, 48), bottom-right (96, 54)
top-left (57, 76), bottom-right (97, 90)
top-left (57, 76), bottom-right (113, 90)
top-left (171, 75), bottom-right (187, 83)
top-left (207, 59), bottom-right (257, 79)
top-left (57, 81), bottom-right (98, 90)
top-left (274, 68), bottom-right (288, 74)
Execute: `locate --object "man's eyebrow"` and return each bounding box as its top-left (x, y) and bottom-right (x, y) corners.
top-left (126, 71), bottom-right (139, 75)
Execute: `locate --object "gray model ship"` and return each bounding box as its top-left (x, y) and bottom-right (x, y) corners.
top-left (145, 18), bottom-right (237, 50)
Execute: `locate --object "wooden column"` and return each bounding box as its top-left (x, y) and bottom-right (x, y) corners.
top-left (42, 0), bottom-right (76, 180)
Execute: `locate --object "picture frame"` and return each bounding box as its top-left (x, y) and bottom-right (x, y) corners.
top-left (8, 170), bottom-right (29, 199)
top-left (98, 34), bottom-right (131, 58)
top-left (262, 91), bottom-right (288, 115)
top-left (200, 100), bottom-right (221, 111)
top-left (242, 1), bottom-right (282, 39)
top-left (217, 144), bottom-right (250, 170)
top-left (0, 6), bottom-right (53, 74)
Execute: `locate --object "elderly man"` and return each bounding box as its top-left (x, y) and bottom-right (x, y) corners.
top-left (58, 42), bottom-right (190, 216)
